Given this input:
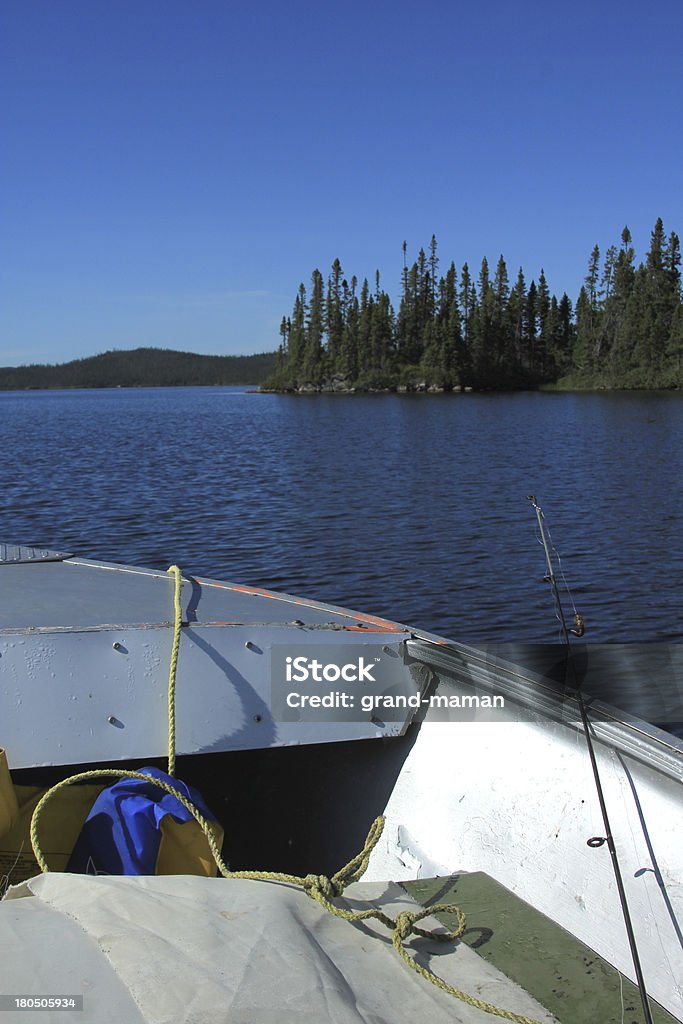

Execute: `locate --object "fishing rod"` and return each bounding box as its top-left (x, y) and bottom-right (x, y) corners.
top-left (527, 496), bottom-right (654, 1024)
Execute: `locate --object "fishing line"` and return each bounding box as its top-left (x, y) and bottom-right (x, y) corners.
top-left (543, 519), bottom-right (580, 619)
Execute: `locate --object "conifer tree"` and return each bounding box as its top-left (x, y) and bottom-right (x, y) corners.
top-left (458, 264), bottom-right (475, 385)
top-left (664, 232), bottom-right (682, 382)
top-left (303, 270), bottom-right (324, 382)
top-left (492, 256), bottom-right (511, 372)
top-left (471, 257), bottom-right (496, 383)
top-left (397, 259), bottom-right (421, 365)
top-left (508, 268), bottom-right (527, 367)
top-left (287, 284), bottom-right (308, 377)
top-left (664, 231), bottom-right (682, 320)
top-left (524, 280), bottom-right (538, 372)
top-left (555, 294), bottom-right (574, 375)
top-left (357, 278), bottom-right (372, 377)
top-left (340, 276), bottom-right (359, 379)
top-left (326, 259), bottom-right (344, 366)
top-left (428, 234), bottom-right (439, 314)
top-left (279, 316), bottom-right (289, 355)
top-left (600, 229), bottom-right (634, 379)
top-left (371, 290), bottom-right (394, 374)
top-left (536, 269), bottom-right (551, 377)
top-left (668, 305), bottom-right (683, 384)
top-left (573, 286), bottom-right (591, 372)
top-left (640, 218), bottom-right (670, 375)
top-left (437, 261), bottom-right (463, 385)
top-left (459, 263), bottom-right (476, 349)
top-left (544, 296), bottom-right (561, 378)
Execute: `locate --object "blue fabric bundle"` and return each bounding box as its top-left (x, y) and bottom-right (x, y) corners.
top-left (67, 767), bottom-right (218, 876)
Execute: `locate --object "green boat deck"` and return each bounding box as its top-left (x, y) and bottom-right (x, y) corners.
top-left (402, 874), bottom-right (676, 1024)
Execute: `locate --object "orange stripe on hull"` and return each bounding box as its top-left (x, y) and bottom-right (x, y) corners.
top-left (195, 579), bottom-right (405, 632)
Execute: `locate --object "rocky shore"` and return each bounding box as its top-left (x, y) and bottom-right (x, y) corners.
top-left (261, 373), bottom-right (474, 395)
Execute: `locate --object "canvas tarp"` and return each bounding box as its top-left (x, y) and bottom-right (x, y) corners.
top-left (1, 872), bottom-right (556, 1024)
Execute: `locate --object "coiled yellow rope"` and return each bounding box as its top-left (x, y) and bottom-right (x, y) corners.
top-left (29, 565), bottom-right (542, 1024)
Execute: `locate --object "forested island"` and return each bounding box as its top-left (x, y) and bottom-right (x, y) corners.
top-left (0, 348), bottom-right (277, 390)
top-left (3, 220), bottom-right (680, 394)
top-left (264, 218), bottom-right (682, 392)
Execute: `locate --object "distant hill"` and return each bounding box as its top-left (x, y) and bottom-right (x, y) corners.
top-left (0, 347), bottom-right (278, 390)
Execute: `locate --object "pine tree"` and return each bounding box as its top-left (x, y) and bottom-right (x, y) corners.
top-left (303, 269), bottom-right (324, 383)
top-left (279, 316), bottom-right (289, 356)
top-left (536, 269), bottom-right (551, 377)
top-left (437, 262), bottom-right (463, 386)
top-left (471, 257), bottom-right (496, 384)
top-left (326, 259), bottom-right (344, 368)
top-left (622, 266), bottom-right (653, 381)
top-left (667, 305), bottom-right (683, 385)
top-left (664, 231), bottom-right (682, 382)
top-left (459, 263), bottom-right (476, 347)
top-left (357, 278), bottom-right (372, 377)
top-left (663, 231), bottom-right (682, 318)
top-left (603, 228), bottom-right (636, 380)
top-left (287, 284), bottom-right (308, 377)
top-left (457, 263), bottom-right (475, 384)
top-left (417, 246), bottom-right (430, 327)
top-left (428, 234), bottom-right (439, 314)
top-left (397, 257), bottom-right (421, 365)
top-left (371, 290), bottom-right (394, 375)
top-left (508, 268), bottom-right (527, 368)
top-left (544, 296), bottom-right (561, 378)
top-left (664, 231), bottom-right (681, 293)
top-left (340, 276), bottom-right (359, 380)
top-left (555, 294), bottom-right (574, 375)
top-left (585, 245), bottom-right (602, 364)
top-left (586, 245), bottom-right (601, 310)
top-left (573, 286), bottom-right (591, 372)
top-left (640, 218), bottom-right (670, 376)
top-left (523, 280), bottom-right (538, 373)
top-left (491, 255), bottom-right (511, 373)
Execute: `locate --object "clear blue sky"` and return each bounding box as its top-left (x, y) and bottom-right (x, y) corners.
top-left (2, 0), bottom-right (682, 365)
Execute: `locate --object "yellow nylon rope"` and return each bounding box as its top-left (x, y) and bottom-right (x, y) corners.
top-left (28, 566), bottom-right (543, 1024)
top-left (165, 565), bottom-right (182, 778)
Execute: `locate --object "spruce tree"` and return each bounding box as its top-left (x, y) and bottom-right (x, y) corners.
top-left (601, 229), bottom-right (634, 380)
top-left (303, 269), bottom-right (324, 383)
top-left (555, 294), bottom-right (574, 375)
top-left (536, 269), bottom-right (551, 378)
top-left (326, 259), bottom-right (344, 369)
top-left (664, 232), bottom-right (682, 382)
top-left (491, 256), bottom-right (511, 374)
top-left (458, 263), bottom-right (476, 384)
top-left (472, 257), bottom-right (495, 384)
top-left (641, 218), bottom-right (670, 376)
top-left (340, 277), bottom-right (359, 380)
top-left (524, 280), bottom-right (538, 373)
top-left (357, 278), bottom-right (372, 377)
top-left (287, 284), bottom-right (308, 378)
top-left (371, 290), bottom-right (394, 376)
top-left (508, 268), bottom-right (527, 368)
top-left (397, 258), bottom-right (421, 366)
top-left (437, 261), bottom-right (463, 386)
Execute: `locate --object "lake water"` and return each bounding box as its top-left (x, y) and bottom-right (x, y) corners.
top-left (2, 386), bottom-right (682, 727)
